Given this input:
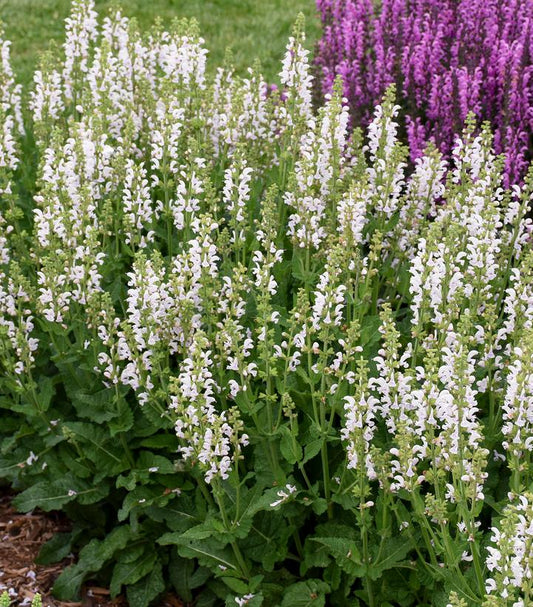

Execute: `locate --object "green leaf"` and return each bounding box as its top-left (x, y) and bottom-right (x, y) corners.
top-left (110, 549), bottom-right (157, 597)
top-left (37, 376), bottom-right (55, 412)
top-left (302, 438), bottom-right (322, 464)
top-left (108, 398), bottom-right (135, 435)
top-left (51, 563), bottom-right (87, 600)
top-left (195, 589), bottom-right (218, 607)
top-left (180, 518), bottom-right (226, 541)
top-left (116, 472), bottom-right (137, 492)
top-left (126, 559), bottom-right (165, 607)
top-left (159, 534), bottom-right (238, 573)
top-left (309, 537), bottom-right (363, 576)
top-left (140, 400), bottom-right (169, 430)
top-left (331, 491), bottom-right (357, 511)
top-left (53, 526), bottom-right (133, 599)
top-left (300, 494), bottom-right (328, 516)
top-left (324, 561), bottom-right (342, 591)
top-left (139, 435), bottom-right (180, 450)
top-left (136, 451), bottom-right (176, 474)
top-left (220, 577), bottom-right (249, 595)
top-left (118, 486), bottom-right (170, 522)
top-left (36, 532), bottom-right (74, 565)
top-left (231, 483), bottom-right (263, 526)
top-left (13, 476), bottom-right (84, 512)
top-left (190, 566), bottom-right (212, 589)
top-left (7, 401), bottom-right (42, 417)
top-left (281, 580), bottom-right (330, 607)
top-left (168, 554), bottom-right (196, 603)
top-left (291, 255), bottom-right (316, 286)
top-left (243, 483), bottom-right (299, 519)
top-left (70, 387), bottom-right (118, 423)
top-left (148, 499), bottom-right (199, 533)
top-left (63, 422), bottom-right (129, 477)
top-left (239, 512), bottom-right (291, 572)
top-left (359, 315), bottom-right (381, 348)
top-left (368, 537), bottom-right (411, 580)
top-left (301, 545), bottom-right (330, 574)
top-left (54, 444), bottom-right (93, 479)
top-left (0, 456), bottom-right (25, 479)
top-left (279, 426), bottom-right (302, 465)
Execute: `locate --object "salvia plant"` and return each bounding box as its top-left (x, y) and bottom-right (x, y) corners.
top-left (1, 1), bottom-right (533, 606)
top-left (315, 0), bottom-right (533, 186)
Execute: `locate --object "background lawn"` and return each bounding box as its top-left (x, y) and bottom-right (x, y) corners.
top-left (0, 0), bottom-right (321, 85)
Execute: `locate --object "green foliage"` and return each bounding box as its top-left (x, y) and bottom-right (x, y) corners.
top-left (280, 580), bottom-right (330, 607)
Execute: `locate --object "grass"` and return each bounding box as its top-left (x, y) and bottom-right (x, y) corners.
top-left (0, 0), bottom-right (321, 86)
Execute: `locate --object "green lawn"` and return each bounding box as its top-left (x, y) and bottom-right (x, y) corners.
top-left (1, 0), bottom-right (321, 85)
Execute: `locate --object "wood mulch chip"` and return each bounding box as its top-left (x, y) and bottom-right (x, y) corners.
top-left (0, 488), bottom-right (184, 607)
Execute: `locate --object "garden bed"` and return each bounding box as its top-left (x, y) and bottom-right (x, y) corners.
top-left (0, 490), bottom-right (185, 607)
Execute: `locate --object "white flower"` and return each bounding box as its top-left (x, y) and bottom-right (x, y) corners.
top-left (366, 101), bottom-right (405, 217)
top-left (270, 484), bottom-right (297, 508)
top-left (173, 333), bottom-right (247, 484)
top-left (279, 25), bottom-right (313, 128)
top-left (311, 270), bottom-right (346, 331)
top-left (342, 394), bottom-right (378, 480)
top-left (30, 69), bottom-right (64, 126)
top-left (337, 183), bottom-right (368, 246)
top-left (62, 0), bottom-right (99, 102)
top-left (235, 594), bottom-right (255, 606)
top-left (122, 160), bottom-right (159, 248)
top-left (25, 452), bottom-right (38, 466)
top-left (485, 493), bottom-right (533, 602)
top-left (223, 160), bottom-right (253, 244)
top-left (502, 340), bottom-right (533, 459)
top-left (157, 30), bottom-right (208, 91)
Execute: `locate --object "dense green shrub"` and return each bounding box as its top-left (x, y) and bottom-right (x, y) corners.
top-left (1, 2), bottom-right (533, 606)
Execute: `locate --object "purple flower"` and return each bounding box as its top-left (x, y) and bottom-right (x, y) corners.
top-left (315, 0), bottom-right (533, 184)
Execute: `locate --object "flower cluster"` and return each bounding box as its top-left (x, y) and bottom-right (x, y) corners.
top-left (315, 0), bottom-right (533, 184)
top-left (484, 493), bottom-right (533, 606)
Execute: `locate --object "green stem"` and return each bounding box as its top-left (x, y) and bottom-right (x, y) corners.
top-left (321, 441), bottom-right (332, 519)
top-left (199, 479), bottom-right (216, 509)
top-left (119, 432), bottom-right (135, 468)
top-left (362, 521), bottom-right (375, 607)
top-left (470, 540), bottom-right (486, 599)
top-left (231, 540), bottom-right (250, 579)
top-left (411, 492), bottom-right (440, 567)
top-left (298, 462), bottom-right (314, 491)
top-left (292, 529), bottom-right (304, 559)
top-left (214, 483), bottom-right (250, 579)
top-left (375, 492), bottom-right (390, 563)
top-left (359, 468), bottom-right (375, 607)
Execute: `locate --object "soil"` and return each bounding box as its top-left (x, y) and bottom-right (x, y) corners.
top-left (0, 489), bottom-right (184, 607)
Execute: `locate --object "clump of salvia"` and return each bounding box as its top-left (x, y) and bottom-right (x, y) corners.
top-left (0, 2), bottom-right (533, 606)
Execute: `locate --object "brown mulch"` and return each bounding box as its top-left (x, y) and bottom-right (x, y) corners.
top-left (0, 489), bottom-right (184, 607)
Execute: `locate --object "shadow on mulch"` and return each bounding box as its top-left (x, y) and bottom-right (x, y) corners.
top-left (0, 489), bottom-right (184, 607)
